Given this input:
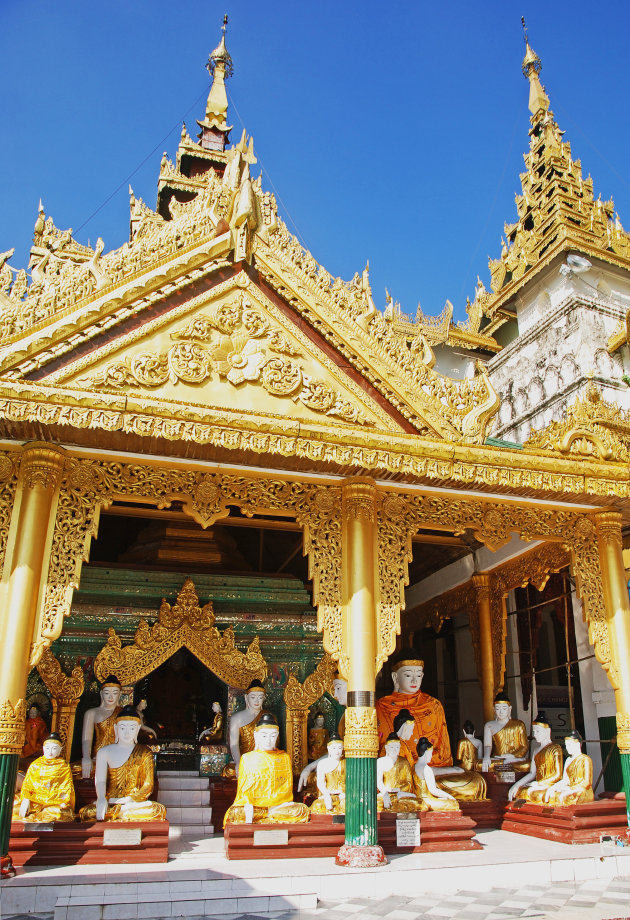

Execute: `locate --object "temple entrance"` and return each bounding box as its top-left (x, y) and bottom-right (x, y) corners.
top-left (136, 649), bottom-right (227, 771)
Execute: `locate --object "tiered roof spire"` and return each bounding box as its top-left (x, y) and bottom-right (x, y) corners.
top-left (198, 13), bottom-right (234, 150)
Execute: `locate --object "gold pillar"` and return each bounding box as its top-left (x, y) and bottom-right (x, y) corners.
top-left (0, 445), bottom-right (65, 750)
top-left (473, 573), bottom-right (495, 722)
top-left (285, 707), bottom-right (308, 776)
top-left (596, 512), bottom-right (630, 755)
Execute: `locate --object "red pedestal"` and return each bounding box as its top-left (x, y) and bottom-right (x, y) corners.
top-left (502, 798), bottom-right (628, 844)
top-left (9, 820), bottom-right (169, 865)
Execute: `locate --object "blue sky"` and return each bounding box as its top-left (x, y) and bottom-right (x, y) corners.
top-left (2, 1), bottom-right (630, 323)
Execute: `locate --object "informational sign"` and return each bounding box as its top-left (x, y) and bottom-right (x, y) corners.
top-left (253, 829), bottom-right (289, 847)
top-left (103, 827), bottom-right (142, 847)
top-left (500, 771), bottom-right (516, 784)
top-left (25, 822), bottom-right (54, 832)
top-left (396, 815), bottom-right (420, 847)
top-left (332, 814), bottom-right (345, 824)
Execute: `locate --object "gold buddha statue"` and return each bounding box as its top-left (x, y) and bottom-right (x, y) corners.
top-left (310, 734), bottom-right (346, 815)
top-left (199, 701), bottom-right (223, 743)
top-left (543, 730), bottom-right (594, 806)
top-left (298, 675), bottom-right (347, 794)
top-left (456, 720), bottom-right (483, 771)
top-left (224, 712), bottom-right (309, 825)
top-left (377, 733), bottom-right (426, 813)
top-left (307, 711), bottom-right (330, 762)
top-left (13, 733), bottom-right (75, 823)
top-left (79, 706), bottom-right (166, 822)
top-left (20, 703), bottom-right (49, 770)
top-left (413, 738), bottom-right (460, 812)
top-left (376, 652), bottom-right (452, 767)
top-left (509, 715), bottom-right (563, 804)
top-left (224, 679), bottom-right (266, 778)
top-left (481, 694), bottom-right (530, 773)
top-left (77, 675), bottom-right (123, 779)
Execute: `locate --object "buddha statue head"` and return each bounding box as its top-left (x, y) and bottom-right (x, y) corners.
top-left (393, 708), bottom-right (415, 741)
top-left (493, 692), bottom-right (512, 722)
top-left (42, 733), bottom-right (63, 760)
top-left (28, 704), bottom-right (41, 720)
top-left (416, 736), bottom-right (434, 765)
top-left (100, 676), bottom-right (122, 710)
top-left (463, 720), bottom-right (476, 738)
top-left (245, 679), bottom-right (266, 714)
top-left (313, 711), bottom-right (325, 729)
top-left (114, 705), bottom-right (142, 746)
top-left (391, 652), bottom-right (424, 695)
top-left (212, 701), bottom-right (222, 714)
top-left (253, 711), bottom-right (279, 752)
top-left (332, 673), bottom-right (348, 706)
top-left (532, 714), bottom-right (552, 746)
top-left (564, 729), bottom-right (582, 757)
top-left (384, 731), bottom-right (401, 761)
top-left (326, 733), bottom-right (344, 764)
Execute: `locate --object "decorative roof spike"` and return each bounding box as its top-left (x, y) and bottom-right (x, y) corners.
top-left (520, 18), bottom-right (549, 115)
top-left (207, 14), bottom-right (234, 80)
top-left (198, 14), bottom-right (234, 148)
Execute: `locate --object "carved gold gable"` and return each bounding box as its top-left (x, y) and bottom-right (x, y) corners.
top-left (44, 272), bottom-right (397, 432)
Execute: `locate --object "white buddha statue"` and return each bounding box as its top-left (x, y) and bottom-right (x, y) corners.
top-left (310, 734), bottom-right (345, 815)
top-left (80, 675), bottom-right (123, 778)
top-left (13, 733), bottom-right (75, 822)
top-left (508, 715), bottom-right (563, 803)
top-left (377, 733), bottom-right (425, 813)
top-left (228, 680), bottom-right (266, 778)
top-left (298, 675), bottom-right (347, 791)
top-left (543, 730), bottom-right (594, 806)
top-left (481, 693), bottom-right (529, 773)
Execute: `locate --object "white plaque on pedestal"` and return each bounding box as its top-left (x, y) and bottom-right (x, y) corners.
top-left (103, 827), bottom-right (142, 847)
top-left (396, 815), bottom-right (420, 847)
top-left (500, 771), bottom-right (516, 784)
top-left (253, 829), bottom-right (289, 847)
top-left (27, 822), bottom-right (54, 832)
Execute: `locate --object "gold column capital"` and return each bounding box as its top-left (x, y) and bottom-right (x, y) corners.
top-left (595, 510), bottom-right (623, 546)
top-left (344, 706), bottom-right (379, 758)
top-left (19, 443), bottom-right (66, 491)
top-left (342, 478), bottom-right (376, 522)
top-left (0, 697), bottom-right (26, 755)
top-left (617, 712), bottom-right (630, 755)
top-left (472, 572), bottom-right (492, 599)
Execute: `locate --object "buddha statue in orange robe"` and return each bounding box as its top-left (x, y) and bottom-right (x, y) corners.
top-left (376, 654), bottom-right (452, 767)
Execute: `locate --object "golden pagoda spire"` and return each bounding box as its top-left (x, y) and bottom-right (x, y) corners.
top-left (521, 17), bottom-right (549, 116)
top-left (198, 14), bottom-right (234, 148)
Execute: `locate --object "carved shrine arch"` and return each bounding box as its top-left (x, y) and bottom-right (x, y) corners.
top-left (93, 578), bottom-right (268, 690)
top-left (283, 653), bottom-right (336, 775)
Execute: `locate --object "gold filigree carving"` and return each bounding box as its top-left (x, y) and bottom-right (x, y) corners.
top-left (36, 648), bottom-right (84, 758)
top-left (344, 706), bottom-right (379, 758)
top-left (595, 510), bottom-right (622, 546)
top-left (616, 712), bottom-right (630, 754)
top-left (284, 654), bottom-right (336, 774)
top-left (93, 578), bottom-right (267, 689)
top-left (0, 697), bottom-right (26, 755)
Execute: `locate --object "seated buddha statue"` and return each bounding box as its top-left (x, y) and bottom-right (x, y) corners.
top-left (376, 651), bottom-right (452, 768)
top-left (79, 675), bottom-right (123, 779)
top-left (135, 699), bottom-right (157, 743)
top-left (308, 711), bottom-right (330, 761)
top-left (20, 704), bottom-right (49, 770)
top-left (543, 730), bottom-right (594, 806)
top-left (13, 733), bottom-right (75, 823)
top-left (199, 701), bottom-right (223, 743)
top-left (481, 693), bottom-right (530, 773)
top-left (310, 734), bottom-right (346, 815)
top-left (298, 675), bottom-right (347, 792)
top-left (377, 733), bottom-right (426, 813)
top-left (508, 715), bottom-right (563, 803)
top-left (224, 712), bottom-right (309, 825)
top-left (79, 706), bottom-right (166, 822)
top-left (226, 679), bottom-right (266, 778)
top-left (412, 738), bottom-right (460, 811)
top-left (456, 721), bottom-right (483, 771)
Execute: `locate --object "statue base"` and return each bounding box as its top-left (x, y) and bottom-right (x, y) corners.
top-left (1, 853), bottom-right (16, 878)
top-left (335, 843), bottom-right (387, 868)
top-left (502, 798), bottom-right (628, 844)
top-left (9, 820), bottom-right (169, 866)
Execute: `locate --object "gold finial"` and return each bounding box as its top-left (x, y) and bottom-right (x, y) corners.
top-left (519, 18), bottom-right (549, 115)
top-left (207, 13), bottom-right (233, 79)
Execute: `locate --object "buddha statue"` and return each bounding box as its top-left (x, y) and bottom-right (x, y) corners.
top-left (376, 651), bottom-right (452, 767)
top-left (307, 711), bottom-right (330, 761)
top-left (412, 738), bottom-right (460, 812)
top-left (199, 701), bottom-right (223, 743)
top-left (481, 693), bottom-right (530, 773)
top-left (13, 733), bottom-right (75, 823)
top-left (135, 699), bottom-right (157, 743)
top-left (21, 703), bottom-right (49, 769)
top-left (224, 713), bottom-right (309, 825)
top-left (508, 715), bottom-right (563, 803)
top-left (298, 675), bottom-right (347, 792)
top-left (377, 733), bottom-right (426, 813)
top-left (456, 721), bottom-right (483, 771)
top-left (543, 730), bottom-right (594, 806)
top-left (227, 679), bottom-right (266, 777)
top-left (79, 675), bottom-right (123, 778)
top-left (310, 734), bottom-right (346, 815)
top-left (79, 706), bottom-right (166, 822)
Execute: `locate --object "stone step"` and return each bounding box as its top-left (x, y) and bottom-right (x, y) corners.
top-left (156, 770), bottom-right (200, 777)
top-left (157, 789), bottom-right (211, 806)
top-left (157, 775), bottom-right (209, 791)
top-left (54, 886), bottom-right (316, 920)
top-left (168, 824), bottom-right (215, 838)
top-left (165, 805), bottom-right (213, 825)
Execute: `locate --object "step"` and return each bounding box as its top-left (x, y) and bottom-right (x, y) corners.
top-left (157, 775), bottom-right (209, 791)
top-left (168, 824), bottom-right (215, 838)
top-left (157, 789), bottom-right (211, 807)
top-left (156, 770), bottom-right (201, 777)
top-left (165, 805), bottom-right (212, 825)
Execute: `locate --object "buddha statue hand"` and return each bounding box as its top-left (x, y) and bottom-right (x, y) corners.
top-left (96, 797), bottom-right (108, 821)
top-left (501, 753), bottom-right (517, 763)
top-left (298, 760), bottom-right (317, 791)
top-left (81, 757), bottom-right (93, 780)
top-left (244, 803), bottom-right (254, 824)
top-left (18, 798), bottom-right (30, 819)
top-left (481, 756), bottom-right (492, 772)
top-left (382, 791), bottom-right (392, 810)
top-left (323, 791), bottom-right (333, 813)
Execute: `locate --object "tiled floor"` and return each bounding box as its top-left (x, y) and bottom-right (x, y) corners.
top-left (4, 878), bottom-right (630, 920)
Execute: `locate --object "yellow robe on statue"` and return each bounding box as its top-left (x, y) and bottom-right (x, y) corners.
top-left (13, 756), bottom-right (75, 822)
top-left (224, 748), bottom-right (309, 825)
top-left (308, 727), bottom-right (330, 761)
top-left (79, 744), bottom-right (166, 821)
top-left (310, 760), bottom-right (346, 814)
top-left (376, 692), bottom-right (452, 767)
top-left (413, 771), bottom-right (460, 812)
top-left (377, 756), bottom-right (427, 813)
top-left (436, 770), bottom-right (487, 801)
top-left (547, 754), bottom-right (594, 806)
top-left (516, 743), bottom-right (563, 803)
top-left (93, 708), bottom-right (122, 755)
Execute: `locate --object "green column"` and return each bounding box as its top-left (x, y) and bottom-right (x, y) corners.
top-left (0, 754), bottom-right (18, 878)
top-left (620, 752), bottom-right (630, 828)
top-left (345, 755), bottom-right (377, 846)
